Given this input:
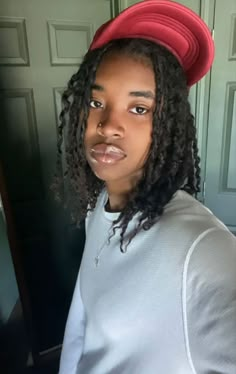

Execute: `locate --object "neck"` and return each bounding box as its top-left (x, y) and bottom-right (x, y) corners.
top-left (105, 172), bottom-right (143, 212)
top-left (105, 191), bottom-right (129, 212)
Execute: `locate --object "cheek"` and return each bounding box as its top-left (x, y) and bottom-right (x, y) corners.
top-left (84, 121), bottom-right (95, 143)
top-left (136, 127), bottom-right (152, 151)
top-left (127, 130), bottom-right (152, 167)
top-left (140, 128), bottom-right (152, 159)
top-left (87, 110), bottom-right (100, 127)
top-left (141, 139), bottom-right (152, 162)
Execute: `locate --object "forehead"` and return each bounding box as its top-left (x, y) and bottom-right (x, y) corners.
top-left (94, 52), bottom-right (155, 89)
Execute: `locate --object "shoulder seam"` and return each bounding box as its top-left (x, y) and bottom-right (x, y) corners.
top-left (181, 227), bottom-right (220, 374)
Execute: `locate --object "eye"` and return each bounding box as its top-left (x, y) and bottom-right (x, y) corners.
top-left (89, 100), bottom-right (103, 109)
top-left (130, 106), bottom-right (148, 115)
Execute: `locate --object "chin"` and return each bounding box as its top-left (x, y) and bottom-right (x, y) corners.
top-left (93, 169), bottom-right (122, 182)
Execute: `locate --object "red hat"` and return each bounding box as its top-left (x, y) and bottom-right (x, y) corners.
top-left (90, 0), bottom-right (214, 87)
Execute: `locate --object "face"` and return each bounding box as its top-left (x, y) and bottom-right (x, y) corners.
top-left (84, 51), bottom-right (155, 189)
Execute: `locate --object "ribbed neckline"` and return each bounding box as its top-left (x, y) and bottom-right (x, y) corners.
top-left (100, 189), bottom-right (184, 222)
top-left (101, 190), bottom-right (121, 222)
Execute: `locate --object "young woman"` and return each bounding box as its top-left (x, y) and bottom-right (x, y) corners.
top-left (57, 1), bottom-right (236, 373)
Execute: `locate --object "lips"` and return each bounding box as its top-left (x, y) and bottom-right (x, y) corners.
top-left (90, 143), bottom-right (126, 164)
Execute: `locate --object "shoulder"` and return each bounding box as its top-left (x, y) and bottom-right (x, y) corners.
top-left (183, 226), bottom-right (236, 299)
top-left (182, 226), bottom-right (236, 373)
top-left (164, 190), bottom-right (226, 228)
top-left (167, 190), bottom-right (236, 279)
top-left (160, 190), bottom-right (229, 240)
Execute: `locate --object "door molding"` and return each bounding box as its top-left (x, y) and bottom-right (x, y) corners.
top-left (109, 0), bottom-right (120, 17)
top-left (195, 0), bottom-right (216, 201)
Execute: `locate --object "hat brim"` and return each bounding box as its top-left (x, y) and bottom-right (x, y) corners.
top-left (90, 0), bottom-right (214, 87)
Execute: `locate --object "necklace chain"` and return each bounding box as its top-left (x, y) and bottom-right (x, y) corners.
top-left (94, 227), bottom-right (112, 267)
top-left (94, 241), bottom-right (108, 267)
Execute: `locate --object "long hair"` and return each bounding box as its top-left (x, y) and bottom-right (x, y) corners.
top-left (52, 38), bottom-right (201, 251)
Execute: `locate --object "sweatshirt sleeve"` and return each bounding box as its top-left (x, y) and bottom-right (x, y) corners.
top-left (59, 270), bottom-right (86, 374)
top-left (183, 227), bottom-right (236, 374)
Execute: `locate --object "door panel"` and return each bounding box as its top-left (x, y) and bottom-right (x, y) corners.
top-left (205, 0), bottom-right (236, 232)
top-left (0, 0), bottom-right (113, 356)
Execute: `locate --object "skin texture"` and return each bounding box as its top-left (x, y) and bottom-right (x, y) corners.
top-left (84, 52), bottom-right (156, 211)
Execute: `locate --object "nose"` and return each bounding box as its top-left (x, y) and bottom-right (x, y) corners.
top-left (97, 110), bottom-right (125, 139)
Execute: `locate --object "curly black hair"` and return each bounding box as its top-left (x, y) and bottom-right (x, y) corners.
top-left (53, 38), bottom-right (201, 251)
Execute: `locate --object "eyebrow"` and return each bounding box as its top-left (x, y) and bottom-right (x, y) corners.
top-left (91, 83), bottom-right (104, 91)
top-left (91, 84), bottom-right (155, 100)
top-left (129, 91), bottom-right (155, 100)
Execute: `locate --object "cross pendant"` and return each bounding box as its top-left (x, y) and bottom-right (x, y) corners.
top-left (94, 256), bottom-right (100, 267)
